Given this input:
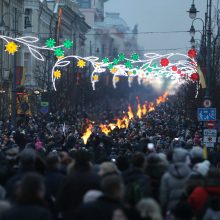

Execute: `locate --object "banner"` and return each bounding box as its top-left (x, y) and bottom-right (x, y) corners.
top-left (197, 65), bottom-right (206, 89)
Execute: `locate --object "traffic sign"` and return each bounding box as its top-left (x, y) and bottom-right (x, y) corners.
top-left (203, 99), bottom-right (212, 108)
top-left (197, 108), bottom-right (216, 121)
top-left (203, 136), bottom-right (217, 143)
top-left (41, 102), bottom-right (49, 107)
top-left (205, 121), bottom-right (216, 129)
top-left (205, 143), bottom-right (215, 148)
top-left (203, 129), bottom-right (217, 147)
top-left (203, 129), bottom-right (217, 136)
top-left (40, 106), bottom-right (49, 114)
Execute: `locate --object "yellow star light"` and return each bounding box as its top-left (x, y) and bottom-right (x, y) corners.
top-left (95, 62), bottom-right (101, 67)
top-left (114, 77), bottom-right (120, 82)
top-left (128, 71), bottom-right (133, 75)
top-left (93, 75), bottom-right (99, 81)
top-left (57, 55), bottom-right (64, 60)
top-left (111, 68), bottom-right (118, 74)
top-left (54, 70), bottom-right (61, 79)
top-left (5, 41), bottom-right (18, 55)
top-left (77, 59), bottom-right (86, 68)
top-left (128, 77), bottom-right (133, 82)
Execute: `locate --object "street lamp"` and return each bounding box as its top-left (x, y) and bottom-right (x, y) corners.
top-left (190, 37), bottom-right (196, 47)
top-left (187, 0), bottom-right (199, 19)
top-left (189, 25), bottom-right (196, 37)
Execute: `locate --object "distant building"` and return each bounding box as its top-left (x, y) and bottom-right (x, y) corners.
top-left (77, 0), bottom-right (140, 59)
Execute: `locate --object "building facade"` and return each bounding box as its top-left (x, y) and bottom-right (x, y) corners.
top-left (0, 0), bottom-right (90, 117)
top-left (0, 0), bottom-right (24, 118)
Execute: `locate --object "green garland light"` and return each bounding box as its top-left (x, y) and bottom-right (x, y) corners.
top-left (63, 39), bottom-right (73, 49)
top-left (46, 38), bottom-right (56, 48)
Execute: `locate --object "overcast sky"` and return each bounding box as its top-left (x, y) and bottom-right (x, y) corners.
top-left (105, 0), bottom-right (208, 54)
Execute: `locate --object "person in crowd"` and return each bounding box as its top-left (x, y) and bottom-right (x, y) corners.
top-left (98, 161), bottom-right (120, 177)
top-left (1, 172), bottom-right (52, 220)
top-left (123, 152), bottom-right (152, 207)
top-left (136, 198), bottom-right (163, 220)
top-left (77, 174), bottom-right (124, 220)
top-left (6, 148), bottom-right (37, 201)
top-left (184, 160), bottom-right (210, 199)
top-left (188, 168), bottom-right (220, 219)
top-left (57, 150), bottom-right (100, 220)
top-left (190, 146), bottom-right (204, 168)
top-left (159, 148), bottom-right (191, 214)
top-left (171, 201), bottom-right (195, 220)
top-left (145, 153), bottom-right (168, 201)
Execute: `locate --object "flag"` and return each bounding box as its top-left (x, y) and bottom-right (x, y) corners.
top-left (53, 0), bottom-right (60, 13)
top-left (197, 65), bottom-right (206, 89)
top-left (203, 144), bottom-right (207, 160)
top-left (16, 66), bottom-right (25, 86)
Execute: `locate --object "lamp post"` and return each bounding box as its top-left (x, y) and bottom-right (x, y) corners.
top-left (188, 0), bottom-right (213, 100)
top-left (0, 10), bottom-right (18, 127)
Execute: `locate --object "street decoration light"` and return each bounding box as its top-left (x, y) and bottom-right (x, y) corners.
top-left (0, 35), bottom-right (200, 91)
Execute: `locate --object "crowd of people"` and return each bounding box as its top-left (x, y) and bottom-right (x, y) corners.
top-left (0, 90), bottom-right (220, 220)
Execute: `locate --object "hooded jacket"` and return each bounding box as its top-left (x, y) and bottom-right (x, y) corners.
top-left (160, 162), bottom-right (191, 212)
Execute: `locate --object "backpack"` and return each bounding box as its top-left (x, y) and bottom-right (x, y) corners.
top-left (125, 181), bottom-right (144, 206)
top-left (199, 191), bottom-right (220, 219)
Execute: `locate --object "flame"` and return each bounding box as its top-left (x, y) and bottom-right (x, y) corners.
top-left (156, 92), bottom-right (169, 106)
top-left (109, 123), bottom-right (117, 130)
top-left (123, 116), bottom-right (130, 128)
top-left (100, 124), bottom-right (111, 136)
top-left (81, 124), bottom-right (93, 145)
top-left (128, 105), bottom-right (134, 120)
top-left (81, 93), bottom-right (169, 139)
top-left (136, 97), bottom-right (142, 119)
top-left (117, 118), bottom-right (126, 129)
top-left (148, 102), bottom-right (155, 112)
top-left (142, 101), bottom-right (147, 116)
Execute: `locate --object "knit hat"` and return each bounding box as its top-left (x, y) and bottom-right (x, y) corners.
top-left (193, 160), bottom-right (210, 177)
top-left (190, 146), bottom-right (204, 165)
top-left (172, 148), bottom-right (189, 163)
top-left (190, 146), bottom-right (203, 159)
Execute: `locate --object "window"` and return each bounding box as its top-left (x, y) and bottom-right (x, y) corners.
top-left (77, 0), bottom-right (91, 8)
top-left (24, 8), bottom-right (32, 29)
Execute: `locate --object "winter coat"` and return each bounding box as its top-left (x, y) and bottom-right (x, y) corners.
top-left (123, 167), bottom-right (152, 197)
top-left (145, 157), bottom-right (168, 201)
top-left (1, 204), bottom-right (52, 220)
top-left (57, 170), bottom-right (100, 220)
top-left (159, 162), bottom-right (191, 212)
top-left (76, 195), bottom-right (122, 220)
top-left (45, 169), bottom-right (65, 200)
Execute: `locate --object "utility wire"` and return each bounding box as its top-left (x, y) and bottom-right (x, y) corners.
top-left (3, 30), bottom-right (202, 36)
